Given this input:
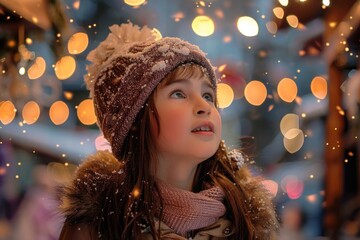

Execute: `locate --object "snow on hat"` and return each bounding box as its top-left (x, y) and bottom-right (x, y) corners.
top-left (85, 23), bottom-right (217, 158)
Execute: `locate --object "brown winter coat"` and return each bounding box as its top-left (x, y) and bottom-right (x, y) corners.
top-left (58, 150), bottom-right (278, 239)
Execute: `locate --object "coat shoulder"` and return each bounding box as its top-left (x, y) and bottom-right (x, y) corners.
top-left (59, 150), bottom-right (124, 223)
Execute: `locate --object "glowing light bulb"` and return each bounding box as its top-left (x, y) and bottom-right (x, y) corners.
top-left (28, 57), bottom-right (46, 80)
top-left (49, 101), bottom-right (69, 125)
top-left (217, 83), bottom-right (234, 109)
top-left (19, 67), bottom-right (25, 75)
top-left (287, 15), bottom-right (299, 28)
top-left (77, 99), bottom-right (97, 125)
top-left (68, 32), bottom-right (89, 54)
top-left (244, 80), bottom-right (267, 106)
top-left (280, 113), bottom-right (299, 136)
top-left (273, 7), bottom-right (284, 19)
top-left (192, 16), bottom-right (215, 37)
top-left (0, 101), bottom-right (16, 125)
top-left (266, 21), bottom-right (278, 34)
top-left (277, 78), bottom-right (297, 103)
top-left (237, 16), bottom-right (259, 37)
top-left (311, 76), bottom-right (327, 99)
top-left (284, 128), bottom-right (304, 153)
top-left (124, 0), bottom-right (145, 6)
top-left (279, 0), bottom-right (288, 6)
top-left (151, 28), bottom-right (162, 40)
top-left (54, 56), bottom-right (76, 80)
top-left (22, 101), bottom-right (40, 124)
top-left (323, 0), bottom-right (330, 6)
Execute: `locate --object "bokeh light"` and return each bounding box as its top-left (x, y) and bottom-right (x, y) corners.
top-left (0, 101), bottom-right (16, 125)
top-left (284, 128), bottom-right (305, 153)
top-left (286, 15), bottom-right (299, 28)
top-left (273, 7), bottom-right (284, 19)
top-left (28, 57), bottom-right (46, 80)
top-left (191, 16), bottom-right (215, 37)
top-left (47, 162), bottom-right (77, 183)
top-left (244, 80), bottom-right (267, 106)
top-left (266, 21), bottom-right (278, 34)
top-left (217, 83), bottom-right (234, 109)
top-left (151, 28), bottom-right (163, 40)
top-left (49, 101), bottom-right (69, 125)
top-left (279, 0), bottom-right (289, 6)
top-left (22, 101), bottom-right (40, 125)
top-left (307, 194), bottom-right (318, 203)
top-left (67, 32), bottom-right (89, 54)
top-left (262, 179), bottom-right (279, 197)
top-left (311, 76), bottom-right (327, 99)
top-left (54, 56), bottom-right (76, 80)
top-left (282, 175), bottom-right (304, 199)
top-left (277, 78), bottom-right (298, 103)
top-left (280, 113), bottom-right (299, 136)
top-left (124, 0), bottom-right (145, 7)
top-left (237, 16), bottom-right (259, 37)
top-left (19, 67), bottom-right (25, 75)
top-left (322, 0), bottom-right (330, 7)
top-left (77, 99), bottom-right (97, 125)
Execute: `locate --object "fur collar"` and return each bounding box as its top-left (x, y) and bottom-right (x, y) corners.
top-left (59, 150), bottom-right (124, 223)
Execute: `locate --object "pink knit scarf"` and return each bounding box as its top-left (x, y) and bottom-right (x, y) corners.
top-left (156, 181), bottom-right (226, 236)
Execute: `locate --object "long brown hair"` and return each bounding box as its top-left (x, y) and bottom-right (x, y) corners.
top-left (98, 64), bottom-right (278, 239)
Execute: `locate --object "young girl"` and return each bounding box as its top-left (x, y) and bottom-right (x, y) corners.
top-left (58, 23), bottom-right (278, 239)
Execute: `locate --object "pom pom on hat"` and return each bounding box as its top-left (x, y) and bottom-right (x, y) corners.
top-left (85, 22), bottom-right (217, 159)
top-left (85, 23), bottom-right (158, 98)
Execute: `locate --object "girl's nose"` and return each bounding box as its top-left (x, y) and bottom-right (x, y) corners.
top-left (193, 97), bottom-right (211, 116)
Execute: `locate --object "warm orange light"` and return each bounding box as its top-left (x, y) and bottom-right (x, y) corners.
top-left (277, 78), bottom-right (298, 103)
top-left (73, 0), bottom-right (80, 10)
top-left (244, 80), bottom-right (267, 106)
top-left (218, 64), bottom-right (227, 73)
top-left (124, 0), bottom-right (145, 6)
top-left (132, 187), bottom-right (140, 198)
top-left (287, 15), bottom-right (299, 28)
top-left (217, 83), bottom-right (234, 109)
top-left (311, 76), bottom-right (327, 99)
top-left (22, 101), bottom-right (40, 124)
top-left (64, 91), bottom-right (74, 100)
top-left (54, 56), bottom-right (76, 80)
top-left (49, 101), bottom-right (69, 125)
top-left (77, 99), bottom-right (97, 125)
top-left (68, 32), bottom-right (89, 54)
top-left (307, 194), bottom-right (317, 203)
top-left (192, 16), bottom-right (215, 37)
top-left (0, 101), bottom-right (16, 125)
top-left (28, 57), bottom-right (46, 80)
top-left (273, 7), bottom-right (284, 19)
top-left (151, 28), bottom-right (162, 40)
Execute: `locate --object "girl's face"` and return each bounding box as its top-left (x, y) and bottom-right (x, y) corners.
top-left (151, 66), bottom-right (222, 166)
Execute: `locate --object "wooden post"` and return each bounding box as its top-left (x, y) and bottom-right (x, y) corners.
top-left (323, 0), bottom-right (358, 238)
top-left (324, 62), bottom-right (344, 238)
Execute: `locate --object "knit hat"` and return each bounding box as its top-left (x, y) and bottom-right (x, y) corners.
top-left (85, 23), bottom-right (217, 158)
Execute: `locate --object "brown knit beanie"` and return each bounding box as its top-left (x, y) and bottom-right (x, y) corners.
top-left (85, 23), bottom-right (217, 158)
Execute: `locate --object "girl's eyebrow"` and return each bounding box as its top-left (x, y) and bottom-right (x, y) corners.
top-left (163, 78), bottom-right (214, 90)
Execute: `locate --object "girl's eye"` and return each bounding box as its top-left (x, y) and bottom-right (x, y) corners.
top-left (170, 90), bottom-right (186, 99)
top-left (203, 92), bottom-right (214, 102)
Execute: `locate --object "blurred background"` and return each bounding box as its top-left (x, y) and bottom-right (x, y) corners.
top-left (0, 0), bottom-right (359, 239)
